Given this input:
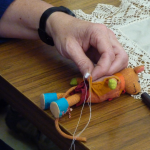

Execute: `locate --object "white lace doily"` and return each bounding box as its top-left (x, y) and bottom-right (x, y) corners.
top-left (73, 0), bottom-right (150, 99)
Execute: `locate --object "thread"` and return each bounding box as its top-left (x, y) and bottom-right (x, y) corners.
top-left (69, 74), bottom-right (92, 150)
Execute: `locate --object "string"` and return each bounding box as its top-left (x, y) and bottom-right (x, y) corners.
top-left (69, 74), bottom-right (92, 150)
top-left (69, 76), bottom-right (90, 150)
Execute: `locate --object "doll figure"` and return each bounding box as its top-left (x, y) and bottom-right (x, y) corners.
top-left (40, 65), bottom-right (144, 141)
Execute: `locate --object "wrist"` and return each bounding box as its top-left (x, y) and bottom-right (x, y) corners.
top-left (38, 6), bottom-right (75, 46)
top-left (46, 12), bottom-right (74, 38)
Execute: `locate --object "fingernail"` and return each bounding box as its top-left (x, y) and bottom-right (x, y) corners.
top-left (84, 73), bottom-right (91, 79)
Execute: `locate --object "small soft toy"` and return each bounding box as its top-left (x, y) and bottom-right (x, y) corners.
top-left (40, 65), bottom-right (144, 142)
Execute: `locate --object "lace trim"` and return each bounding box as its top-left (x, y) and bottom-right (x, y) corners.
top-left (73, 0), bottom-right (150, 99)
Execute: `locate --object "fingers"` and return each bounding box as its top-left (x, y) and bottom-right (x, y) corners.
top-left (90, 26), bottom-right (128, 81)
top-left (106, 29), bottom-right (128, 74)
top-left (106, 47), bottom-right (128, 75)
top-left (90, 25), bottom-right (116, 80)
top-left (91, 52), bottom-right (114, 81)
top-left (52, 17), bottom-right (128, 81)
top-left (65, 38), bottom-right (94, 77)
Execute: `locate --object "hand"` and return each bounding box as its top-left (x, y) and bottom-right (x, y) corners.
top-left (47, 12), bottom-right (128, 81)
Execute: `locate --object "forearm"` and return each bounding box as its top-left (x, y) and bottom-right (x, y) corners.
top-left (0, 0), bottom-right (53, 39)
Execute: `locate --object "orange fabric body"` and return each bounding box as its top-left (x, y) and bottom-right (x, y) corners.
top-left (87, 75), bottom-right (125, 103)
top-left (61, 74), bottom-right (126, 105)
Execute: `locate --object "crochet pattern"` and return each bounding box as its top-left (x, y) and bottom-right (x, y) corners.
top-left (73, 0), bottom-right (150, 99)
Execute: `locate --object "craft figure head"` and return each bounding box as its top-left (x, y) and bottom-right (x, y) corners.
top-left (119, 65), bottom-right (144, 95)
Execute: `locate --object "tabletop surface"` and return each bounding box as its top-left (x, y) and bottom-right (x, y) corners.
top-left (0, 0), bottom-right (150, 150)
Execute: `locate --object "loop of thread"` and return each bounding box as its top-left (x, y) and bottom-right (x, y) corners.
top-left (69, 75), bottom-right (92, 150)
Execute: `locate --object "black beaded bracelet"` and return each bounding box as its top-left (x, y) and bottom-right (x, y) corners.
top-left (38, 6), bottom-right (76, 46)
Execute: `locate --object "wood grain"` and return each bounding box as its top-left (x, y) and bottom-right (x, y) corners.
top-left (0, 0), bottom-right (150, 150)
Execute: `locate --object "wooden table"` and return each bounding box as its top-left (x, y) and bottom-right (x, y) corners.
top-left (0, 0), bottom-right (150, 149)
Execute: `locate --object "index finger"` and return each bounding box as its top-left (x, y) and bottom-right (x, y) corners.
top-left (91, 50), bottom-right (115, 81)
top-left (90, 26), bottom-right (115, 80)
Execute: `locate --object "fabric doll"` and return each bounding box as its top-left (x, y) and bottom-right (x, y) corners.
top-left (40, 65), bottom-right (144, 142)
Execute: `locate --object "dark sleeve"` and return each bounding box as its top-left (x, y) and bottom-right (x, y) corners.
top-left (0, 0), bottom-right (14, 43)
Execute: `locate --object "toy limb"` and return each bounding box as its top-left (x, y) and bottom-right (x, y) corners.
top-left (50, 93), bottom-right (81, 118)
top-left (57, 93), bottom-right (65, 99)
top-left (67, 93), bottom-right (81, 106)
top-left (40, 93), bottom-right (64, 110)
top-left (52, 94), bottom-right (86, 142)
top-left (134, 65), bottom-right (144, 73)
top-left (55, 118), bottom-right (86, 142)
